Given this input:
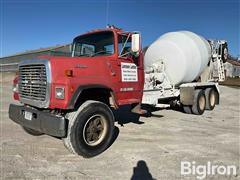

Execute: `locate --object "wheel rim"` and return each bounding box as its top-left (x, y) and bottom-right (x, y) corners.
top-left (83, 114), bottom-right (107, 146)
top-left (199, 95), bottom-right (206, 111)
top-left (210, 91), bottom-right (216, 107)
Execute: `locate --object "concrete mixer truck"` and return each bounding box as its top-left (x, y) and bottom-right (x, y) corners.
top-left (8, 26), bottom-right (228, 157)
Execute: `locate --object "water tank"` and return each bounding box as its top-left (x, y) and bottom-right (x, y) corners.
top-left (144, 31), bottom-right (211, 85)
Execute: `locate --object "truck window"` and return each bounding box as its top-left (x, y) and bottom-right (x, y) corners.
top-left (74, 43), bottom-right (95, 57)
top-left (118, 34), bottom-right (131, 56)
top-left (72, 31), bottom-right (114, 57)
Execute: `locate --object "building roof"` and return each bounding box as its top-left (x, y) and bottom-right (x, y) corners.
top-left (0, 44), bottom-right (70, 59)
top-left (227, 59), bottom-right (240, 66)
top-left (227, 55), bottom-right (240, 66)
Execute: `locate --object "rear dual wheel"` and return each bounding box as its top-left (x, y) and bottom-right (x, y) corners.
top-left (183, 88), bottom-right (217, 115)
top-left (183, 106), bottom-right (192, 114)
top-left (183, 89), bottom-right (206, 115)
top-left (205, 88), bottom-right (217, 110)
top-left (192, 89), bottom-right (206, 115)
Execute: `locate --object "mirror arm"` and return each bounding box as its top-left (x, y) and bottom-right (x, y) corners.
top-left (131, 51), bottom-right (139, 58)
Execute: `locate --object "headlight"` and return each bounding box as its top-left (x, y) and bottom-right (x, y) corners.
top-left (55, 87), bottom-right (65, 99)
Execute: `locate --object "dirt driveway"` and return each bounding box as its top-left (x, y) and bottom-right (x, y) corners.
top-left (0, 72), bottom-right (239, 179)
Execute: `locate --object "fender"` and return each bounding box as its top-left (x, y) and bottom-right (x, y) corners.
top-left (68, 84), bottom-right (115, 109)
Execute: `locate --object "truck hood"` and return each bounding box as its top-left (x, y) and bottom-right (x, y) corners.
top-left (38, 55), bottom-right (116, 82)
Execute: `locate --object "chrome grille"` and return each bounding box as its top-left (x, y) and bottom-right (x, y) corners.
top-left (19, 64), bottom-right (47, 101)
top-left (18, 59), bottom-right (51, 108)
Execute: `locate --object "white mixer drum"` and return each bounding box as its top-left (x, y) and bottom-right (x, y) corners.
top-left (144, 31), bottom-right (211, 85)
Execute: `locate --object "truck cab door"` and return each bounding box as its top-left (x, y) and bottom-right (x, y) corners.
top-left (116, 33), bottom-right (144, 105)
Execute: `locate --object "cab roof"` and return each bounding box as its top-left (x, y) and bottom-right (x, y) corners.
top-left (74, 26), bottom-right (130, 40)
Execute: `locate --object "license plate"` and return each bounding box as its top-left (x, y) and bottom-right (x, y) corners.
top-left (24, 111), bottom-right (32, 121)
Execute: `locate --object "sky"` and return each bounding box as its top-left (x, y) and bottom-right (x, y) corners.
top-left (0, 0), bottom-right (239, 58)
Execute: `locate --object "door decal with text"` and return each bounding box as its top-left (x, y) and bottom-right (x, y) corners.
top-left (121, 62), bottom-right (138, 82)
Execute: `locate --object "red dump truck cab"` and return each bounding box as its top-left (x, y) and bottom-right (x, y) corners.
top-left (14, 27), bottom-right (144, 110)
top-left (9, 27), bottom-right (144, 157)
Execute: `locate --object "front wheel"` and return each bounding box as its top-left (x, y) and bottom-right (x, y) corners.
top-left (62, 100), bottom-right (114, 158)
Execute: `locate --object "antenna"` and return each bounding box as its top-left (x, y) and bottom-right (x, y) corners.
top-left (105, 0), bottom-right (110, 27)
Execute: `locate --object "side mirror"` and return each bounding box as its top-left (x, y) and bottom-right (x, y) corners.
top-left (131, 33), bottom-right (140, 53)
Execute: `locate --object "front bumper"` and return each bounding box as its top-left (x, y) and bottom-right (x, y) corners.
top-left (8, 104), bottom-right (67, 137)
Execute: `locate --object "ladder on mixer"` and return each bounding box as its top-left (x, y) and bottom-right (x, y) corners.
top-left (217, 55), bottom-right (225, 81)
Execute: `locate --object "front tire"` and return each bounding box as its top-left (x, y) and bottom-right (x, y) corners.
top-left (63, 100), bottom-right (114, 158)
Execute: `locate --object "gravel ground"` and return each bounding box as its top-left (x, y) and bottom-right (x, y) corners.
top-left (0, 72), bottom-right (239, 180)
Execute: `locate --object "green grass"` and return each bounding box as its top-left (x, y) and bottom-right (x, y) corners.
top-left (219, 77), bottom-right (240, 87)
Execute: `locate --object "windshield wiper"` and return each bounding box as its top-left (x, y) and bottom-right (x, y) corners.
top-left (77, 54), bottom-right (91, 57)
top-left (90, 50), bottom-right (111, 57)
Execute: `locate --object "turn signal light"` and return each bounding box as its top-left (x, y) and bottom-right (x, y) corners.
top-left (64, 69), bottom-right (73, 77)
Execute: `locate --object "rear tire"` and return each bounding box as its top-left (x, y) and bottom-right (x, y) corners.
top-left (62, 100), bottom-right (114, 158)
top-left (183, 106), bottom-right (192, 114)
top-left (192, 89), bottom-right (206, 115)
top-left (22, 127), bottom-right (44, 136)
top-left (205, 88), bottom-right (216, 110)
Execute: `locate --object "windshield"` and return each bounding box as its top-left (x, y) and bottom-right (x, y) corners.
top-left (72, 31), bottom-right (114, 57)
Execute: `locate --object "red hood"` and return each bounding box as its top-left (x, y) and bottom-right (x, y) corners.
top-left (37, 55), bottom-right (117, 109)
